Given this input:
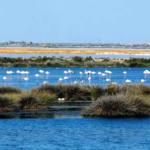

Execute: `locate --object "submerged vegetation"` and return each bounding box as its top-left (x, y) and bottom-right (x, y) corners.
top-left (0, 57), bottom-right (150, 67)
top-left (0, 84), bottom-right (150, 118)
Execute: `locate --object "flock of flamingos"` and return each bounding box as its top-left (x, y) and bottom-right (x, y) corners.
top-left (1, 68), bottom-right (150, 87)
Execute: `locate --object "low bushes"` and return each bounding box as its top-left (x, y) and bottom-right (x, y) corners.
top-left (19, 95), bottom-right (39, 110)
top-left (82, 95), bottom-right (150, 117)
top-left (0, 86), bottom-right (21, 94)
top-left (0, 57), bottom-right (150, 67)
top-left (0, 96), bottom-right (16, 112)
top-left (0, 84), bottom-right (150, 118)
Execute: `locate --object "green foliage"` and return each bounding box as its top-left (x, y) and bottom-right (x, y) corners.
top-left (0, 57), bottom-right (150, 67)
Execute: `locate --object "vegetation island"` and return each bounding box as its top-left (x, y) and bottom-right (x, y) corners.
top-left (0, 84), bottom-right (150, 118)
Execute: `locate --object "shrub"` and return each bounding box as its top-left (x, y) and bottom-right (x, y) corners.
top-left (19, 95), bottom-right (39, 110)
top-left (72, 56), bottom-right (83, 62)
top-left (36, 92), bottom-right (57, 106)
top-left (106, 85), bottom-right (120, 95)
top-left (82, 94), bottom-right (150, 117)
top-left (139, 85), bottom-right (150, 95)
top-left (0, 96), bottom-right (15, 112)
top-left (0, 87), bottom-right (21, 94)
top-left (91, 86), bottom-right (104, 100)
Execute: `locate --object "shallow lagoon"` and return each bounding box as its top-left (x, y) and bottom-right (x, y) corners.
top-left (1, 53), bottom-right (150, 59)
top-left (0, 67), bottom-right (150, 89)
top-left (0, 118), bottom-right (150, 150)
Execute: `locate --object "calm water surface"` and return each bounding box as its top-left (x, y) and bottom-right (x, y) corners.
top-left (0, 118), bottom-right (150, 150)
top-left (1, 53), bottom-right (150, 59)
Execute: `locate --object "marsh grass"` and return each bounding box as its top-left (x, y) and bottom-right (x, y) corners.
top-left (0, 84), bottom-right (150, 117)
top-left (82, 84), bottom-right (150, 117)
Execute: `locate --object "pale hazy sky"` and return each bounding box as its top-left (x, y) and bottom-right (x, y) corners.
top-left (0, 0), bottom-right (150, 43)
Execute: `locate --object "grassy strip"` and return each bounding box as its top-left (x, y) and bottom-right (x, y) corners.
top-left (0, 57), bottom-right (150, 67)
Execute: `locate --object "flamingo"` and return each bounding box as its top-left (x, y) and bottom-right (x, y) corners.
top-left (140, 79), bottom-right (145, 83)
top-left (39, 70), bottom-right (44, 74)
top-left (45, 71), bottom-right (50, 75)
top-left (6, 71), bottom-right (14, 74)
top-left (43, 81), bottom-right (48, 84)
top-left (58, 78), bottom-right (63, 83)
top-left (125, 79), bottom-right (132, 83)
top-left (123, 71), bottom-right (127, 75)
top-left (23, 77), bottom-right (29, 81)
top-left (3, 76), bottom-right (7, 80)
top-left (58, 98), bottom-right (65, 102)
top-left (64, 76), bottom-right (69, 80)
top-left (35, 74), bottom-right (40, 77)
top-left (106, 78), bottom-right (111, 82)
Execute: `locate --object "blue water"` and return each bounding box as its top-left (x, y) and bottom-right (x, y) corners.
top-left (0, 118), bottom-right (150, 150)
top-left (0, 67), bottom-right (150, 89)
top-left (1, 53), bottom-right (150, 59)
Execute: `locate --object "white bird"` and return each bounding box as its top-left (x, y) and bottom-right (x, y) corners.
top-left (125, 79), bottom-right (132, 83)
top-left (6, 71), bottom-right (14, 74)
top-left (91, 71), bottom-right (96, 75)
top-left (140, 79), bottom-right (145, 83)
top-left (3, 76), bottom-right (7, 80)
top-left (16, 70), bottom-right (21, 74)
top-left (23, 77), bottom-right (29, 81)
top-left (106, 78), bottom-right (111, 82)
top-left (74, 80), bottom-right (78, 84)
top-left (64, 76), bottom-right (69, 80)
top-left (123, 71), bottom-right (127, 75)
top-left (101, 73), bottom-right (106, 77)
top-left (43, 81), bottom-right (48, 84)
top-left (39, 70), bottom-right (44, 74)
top-left (88, 76), bottom-right (92, 81)
top-left (111, 82), bottom-right (117, 85)
top-left (24, 71), bottom-right (29, 75)
top-left (35, 74), bottom-right (40, 77)
top-left (59, 78), bottom-right (63, 81)
top-left (68, 69), bottom-right (74, 74)
top-left (81, 80), bottom-right (84, 84)
top-left (58, 98), bottom-right (65, 102)
top-left (79, 71), bottom-right (83, 75)
top-left (45, 71), bottom-right (50, 75)
top-left (64, 70), bottom-right (68, 74)
top-left (143, 70), bottom-right (150, 75)
top-left (105, 70), bottom-right (112, 75)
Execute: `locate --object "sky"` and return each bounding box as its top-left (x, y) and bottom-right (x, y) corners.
top-left (0, 0), bottom-right (150, 43)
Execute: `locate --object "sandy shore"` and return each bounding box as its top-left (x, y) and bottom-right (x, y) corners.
top-left (0, 47), bottom-right (150, 55)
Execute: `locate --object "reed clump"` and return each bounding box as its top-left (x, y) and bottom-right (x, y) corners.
top-left (82, 85), bottom-right (150, 117)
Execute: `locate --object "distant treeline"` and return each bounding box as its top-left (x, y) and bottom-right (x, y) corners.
top-left (1, 41), bottom-right (150, 49)
top-left (0, 57), bottom-right (150, 67)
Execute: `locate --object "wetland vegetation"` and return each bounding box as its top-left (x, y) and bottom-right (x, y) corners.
top-left (0, 84), bottom-right (150, 118)
top-left (0, 57), bottom-right (150, 67)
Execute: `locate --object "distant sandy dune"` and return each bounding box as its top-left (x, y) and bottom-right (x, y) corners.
top-left (0, 47), bottom-right (150, 55)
